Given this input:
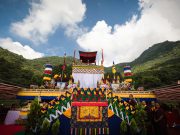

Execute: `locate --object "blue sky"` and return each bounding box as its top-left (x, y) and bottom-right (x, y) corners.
top-left (0, 0), bottom-right (180, 66)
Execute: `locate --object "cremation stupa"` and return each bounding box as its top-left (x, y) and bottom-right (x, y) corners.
top-left (15, 50), bottom-right (157, 135)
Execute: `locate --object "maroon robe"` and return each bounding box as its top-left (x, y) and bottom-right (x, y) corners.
top-left (154, 108), bottom-right (168, 135)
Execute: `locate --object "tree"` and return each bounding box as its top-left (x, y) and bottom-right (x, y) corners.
top-left (134, 72), bottom-right (161, 89)
top-left (41, 119), bottom-right (50, 135)
top-left (30, 74), bottom-right (43, 86)
top-left (26, 97), bottom-right (43, 134)
top-left (134, 104), bottom-right (147, 135)
top-left (142, 76), bottom-right (161, 89)
top-left (120, 120), bottom-right (127, 135)
top-left (130, 118), bottom-right (138, 135)
top-left (51, 119), bottom-right (60, 135)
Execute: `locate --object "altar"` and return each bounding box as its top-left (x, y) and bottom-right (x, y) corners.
top-left (72, 51), bottom-right (104, 88)
top-left (70, 87), bottom-right (109, 135)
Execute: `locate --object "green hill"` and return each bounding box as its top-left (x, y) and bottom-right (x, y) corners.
top-left (106, 40), bottom-right (180, 88)
top-left (132, 41), bottom-right (180, 64)
top-left (0, 47), bottom-right (77, 87)
top-left (132, 40), bottom-right (180, 73)
top-left (23, 56), bottom-right (77, 75)
top-left (1, 40), bottom-right (180, 88)
top-left (0, 48), bottom-right (33, 87)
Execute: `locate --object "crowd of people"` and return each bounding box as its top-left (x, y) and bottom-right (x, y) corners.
top-left (128, 94), bottom-right (180, 135)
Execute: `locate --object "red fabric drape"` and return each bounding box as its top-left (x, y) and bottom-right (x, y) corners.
top-left (72, 102), bottom-right (108, 106)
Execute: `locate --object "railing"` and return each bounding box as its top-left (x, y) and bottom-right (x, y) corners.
top-left (20, 88), bottom-right (68, 92)
top-left (114, 91), bottom-right (154, 94)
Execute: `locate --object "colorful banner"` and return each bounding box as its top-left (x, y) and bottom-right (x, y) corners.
top-left (43, 64), bottom-right (53, 81)
top-left (124, 72), bottom-right (132, 76)
top-left (123, 66), bottom-right (133, 83)
top-left (45, 67), bottom-right (52, 71)
top-left (44, 70), bottom-right (52, 75)
top-left (45, 64), bottom-right (53, 68)
top-left (123, 66), bottom-right (131, 71)
top-left (124, 70), bottom-right (131, 73)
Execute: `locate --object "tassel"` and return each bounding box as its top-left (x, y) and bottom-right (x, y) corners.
top-left (75, 128), bottom-right (77, 135)
top-left (80, 128), bottom-right (82, 135)
top-left (126, 115), bottom-right (130, 125)
top-left (71, 128), bottom-right (73, 135)
top-left (89, 128), bottom-right (91, 135)
top-left (107, 128), bottom-right (109, 134)
top-left (95, 128), bottom-right (96, 135)
top-left (85, 128), bottom-right (87, 135)
top-left (99, 128), bottom-right (101, 134)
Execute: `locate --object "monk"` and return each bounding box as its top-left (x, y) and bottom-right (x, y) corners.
top-left (128, 94), bottom-right (137, 107)
top-left (154, 103), bottom-right (168, 135)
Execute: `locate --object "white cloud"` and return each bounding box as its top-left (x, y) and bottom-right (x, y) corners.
top-left (0, 38), bottom-right (44, 59)
top-left (77, 0), bottom-right (180, 66)
top-left (11, 0), bottom-right (86, 43)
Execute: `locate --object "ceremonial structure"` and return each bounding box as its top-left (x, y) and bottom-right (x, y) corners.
top-left (6, 50), bottom-right (180, 135)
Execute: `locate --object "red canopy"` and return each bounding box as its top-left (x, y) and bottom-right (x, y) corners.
top-left (79, 51), bottom-right (97, 63)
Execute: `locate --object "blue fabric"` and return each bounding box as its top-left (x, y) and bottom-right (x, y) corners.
top-left (16, 96), bottom-right (57, 100)
top-left (45, 64), bottom-right (53, 68)
top-left (48, 114), bottom-right (124, 135)
top-left (16, 96), bottom-right (157, 102)
top-left (108, 115), bottom-right (122, 135)
top-left (124, 67), bottom-right (131, 71)
top-left (59, 115), bottom-right (71, 135)
top-left (47, 115), bottom-right (70, 135)
top-left (122, 98), bottom-right (157, 102)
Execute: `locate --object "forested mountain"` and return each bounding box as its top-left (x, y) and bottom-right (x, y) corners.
top-left (132, 40), bottom-right (180, 73)
top-left (0, 40), bottom-right (180, 89)
top-left (0, 48), bottom-right (75, 87)
top-left (106, 40), bottom-right (180, 88)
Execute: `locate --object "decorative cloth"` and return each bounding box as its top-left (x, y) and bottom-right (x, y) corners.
top-left (72, 65), bottom-right (104, 88)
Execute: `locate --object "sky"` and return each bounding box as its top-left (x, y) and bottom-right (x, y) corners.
top-left (0, 0), bottom-right (180, 66)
